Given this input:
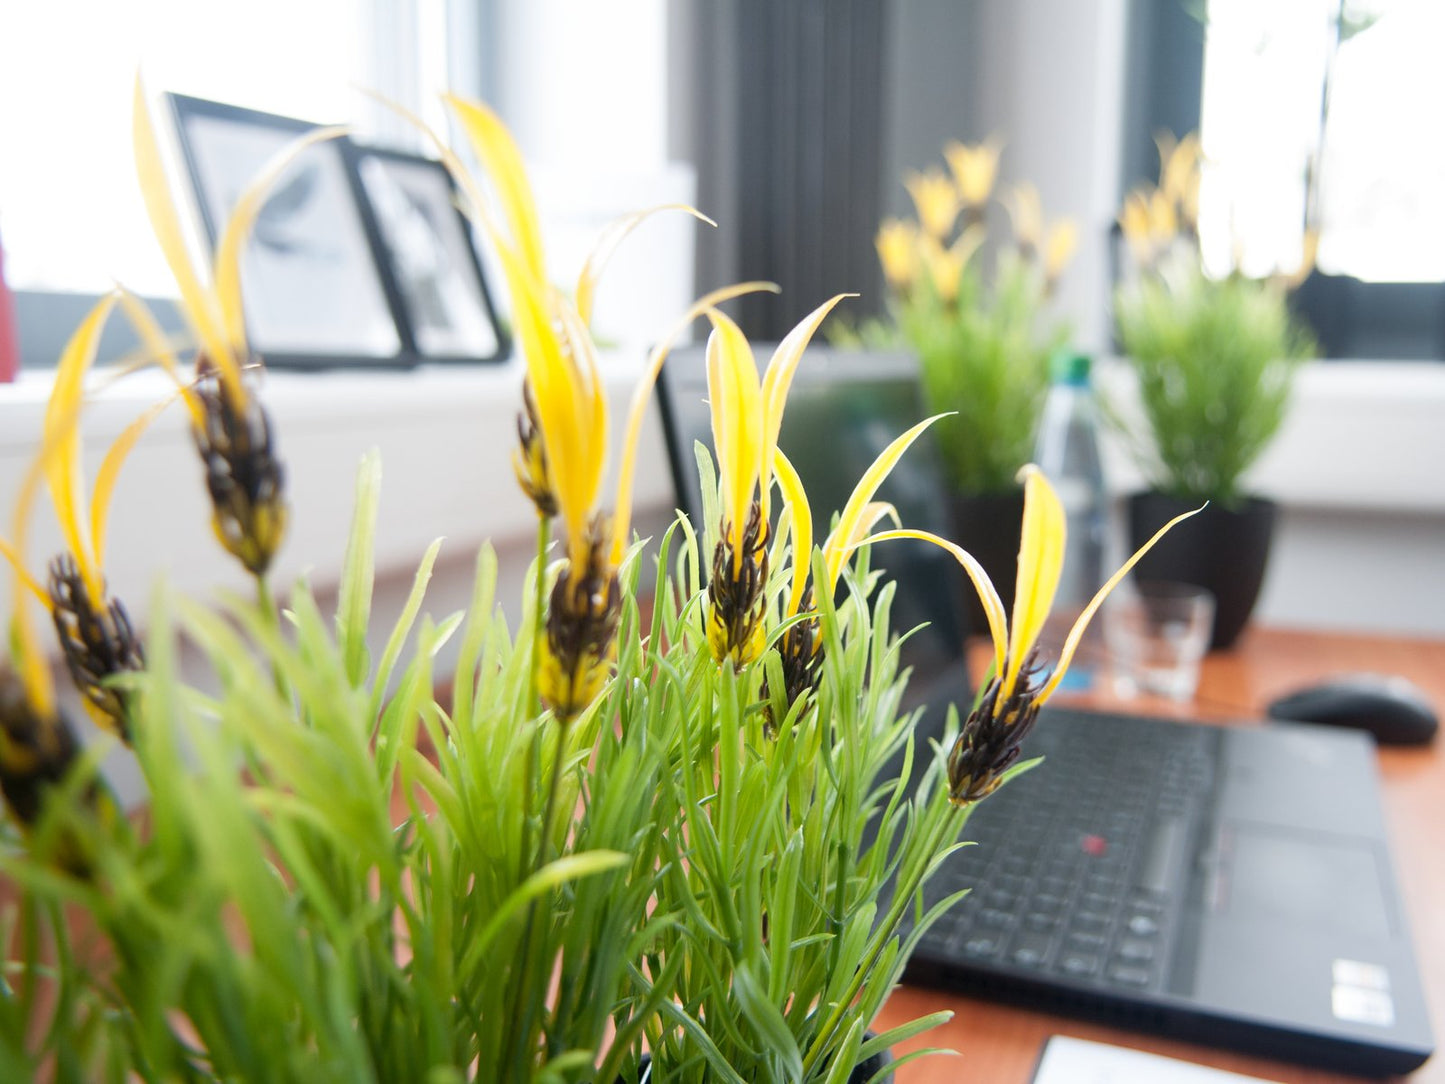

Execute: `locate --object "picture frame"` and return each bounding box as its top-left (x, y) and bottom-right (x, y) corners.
top-left (346, 145), bottom-right (506, 364)
top-left (166, 93), bottom-right (508, 370)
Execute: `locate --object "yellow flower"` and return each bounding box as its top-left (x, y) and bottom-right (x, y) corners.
top-left (943, 137), bottom-right (1002, 208)
top-left (0, 294), bottom-right (170, 740)
top-left (1147, 188), bottom-right (1178, 243)
top-left (1043, 218), bottom-right (1079, 287)
top-left (443, 92), bottom-right (774, 716)
top-left (763, 411), bottom-right (945, 725)
top-left (1119, 188), bottom-right (1156, 266)
top-left (904, 168), bottom-right (961, 239)
top-left (876, 219), bottom-right (919, 291)
top-left (1157, 131), bottom-right (1202, 214)
top-left (1005, 183), bottom-right (1044, 253)
top-left (131, 78), bottom-right (341, 578)
top-left (701, 298), bottom-right (845, 666)
top-left (862, 465), bottom-right (1200, 804)
top-left (916, 236), bottom-right (957, 303)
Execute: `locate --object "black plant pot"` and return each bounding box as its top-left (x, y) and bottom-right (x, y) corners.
top-left (1126, 491), bottom-right (1277, 650)
top-left (946, 488), bottom-right (1026, 641)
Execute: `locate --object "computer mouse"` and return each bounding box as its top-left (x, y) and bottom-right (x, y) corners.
top-left (1266, 673), bottom-right (1439, 746)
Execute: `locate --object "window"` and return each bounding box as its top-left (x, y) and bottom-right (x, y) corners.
top-left (0, 0), bottom-right (457, 297)
top-left (1198, 0), bottom-right (1445, 285)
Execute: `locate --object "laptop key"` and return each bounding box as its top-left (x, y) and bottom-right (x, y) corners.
top-left (963, 934), bottom-right (1003, 958)
top-left (1117, 938), bottom-right (1155, 963)
top-left (1126, 914), bottom-right (1160, 938)
top-left (1107, 964), bottom-right (1153, 988)
top-left (1011, 932), bottom-right (1053, 967)
top-left (1058, 951), bottom-right (1101, 978)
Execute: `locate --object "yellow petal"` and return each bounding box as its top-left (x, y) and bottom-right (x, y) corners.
top-left (44, 293), bottom-right (118, 601)
top-left (1160, 132), bottom-right (1201, 205)
top-left (213, 125), bottom-right (346, 398)
top-left (904, 168), bottom-right (960, 239)
top-left (554, 301), bottom-right (609, 563)
top-left (609, 281), bottom-right (779, 565)
top-left (704, 311), bottom-right (763, 561)
top-left (876, 219), bottom-right (918, 289)
top-left (919, 235), bottom-right (964, 303)
top-left (823, 413), bottom-right (949, 591)
top-left (92, 390), bottom-right (186, 570)
top-left (1005, 183), bottom-right (1044, 249)
top-left (575, 203), bottom-right (716, 327)
top-left (0, 538), bottom-right (47, 603)
top-left (772, 448), bottom-right (813, 616)
top-left (132, 76), bottom-right (232, 386)
top-left (855, 527), bottom-right (1008, 680)
top-left (1044, 219), bottom-right (1078, 280)
top-left (365, 90), bottom-right (501, 251)
top-left (1002, 466), bottom-right (1065, 700)
top-left (116, 289), bottom-right (206, 428)
top-left (444, 93), bottom-right (549, 283)
top-left (1039, 502), bottom-right (1206, 703)
top-left (943, 136), bottom-right (1002, 207)
top-left (759, 294), bottom-right (852, 518)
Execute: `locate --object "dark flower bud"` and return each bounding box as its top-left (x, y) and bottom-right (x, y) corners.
top-left (539, 517), bottom-right (621, 723)
top-left (707, 501), bottom-right (770, 668)
top-left (191, 361), bottom-right (286, 577)
top-left (47, 554), bottom-right (145, 742)
top-left (513, 379), bottom-right (558, 519)
top-left (948, 651), bottom-right (1045, 806)
top-left (763, 591), bottom-right (822, 736)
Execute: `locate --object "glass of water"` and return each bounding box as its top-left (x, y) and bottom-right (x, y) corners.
top-left (1104, 582), bottom-right (1216, 701)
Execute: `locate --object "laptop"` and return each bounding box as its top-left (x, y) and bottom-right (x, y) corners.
top-left (654, 343), bottom-right (1434, 1077)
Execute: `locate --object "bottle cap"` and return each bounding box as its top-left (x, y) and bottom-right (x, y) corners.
top-left (1051, 351), bottom-right (1091, 385)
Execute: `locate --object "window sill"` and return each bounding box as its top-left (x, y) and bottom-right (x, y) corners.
top-left (0, 357), bottom-right (677, 625)
top-left (1095, 359), bottom-right (1445, 515)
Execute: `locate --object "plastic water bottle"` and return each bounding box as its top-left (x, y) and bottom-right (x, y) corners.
top-left (1033, 352), bottom-right (1108, 689)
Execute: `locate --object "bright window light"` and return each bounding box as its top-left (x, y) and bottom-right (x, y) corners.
top-left (0, 0), bottom-right (379, 295)
top-left (1199, 0), bottom-right (1445, 284)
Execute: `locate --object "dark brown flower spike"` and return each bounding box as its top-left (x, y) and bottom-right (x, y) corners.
top-left (513, 378), bottom-right (557, 518)
top-left (706, 501), bottom-right (770, 668)
top-left (762, 590), bottom-right (822, 735)
top-left (0, 668), bottom-right (84, 829)
top-left (192, 360), bottom-right (287, 577)
top-left (538, 516), bottom-right (622, 723)
top-left (947, 650), bottom-right (1046, 806)
top-left (47, 554), bottom-right (145, 742)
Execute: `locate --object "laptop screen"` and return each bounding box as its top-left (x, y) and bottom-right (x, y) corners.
top-left (655, 345), bottom-right (970, 713)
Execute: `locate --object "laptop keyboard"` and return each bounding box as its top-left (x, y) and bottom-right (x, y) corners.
top-left (911, 709), bottom-right (1218, 994)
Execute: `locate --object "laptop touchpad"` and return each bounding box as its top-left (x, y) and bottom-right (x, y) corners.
top-left (1215, 824), bottom-right (1392, 940)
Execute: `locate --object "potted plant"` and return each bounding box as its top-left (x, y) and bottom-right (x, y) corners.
top-left (1114, 134), bottom-right (1315, 648)
top-left (0, 90), bottom-right (1194, 1082)
top-left (836, 140), bottom-right (1076, 635)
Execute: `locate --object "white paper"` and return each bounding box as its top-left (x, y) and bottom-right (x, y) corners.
top-left (1032, 1036), bottom-right (1285, 1084)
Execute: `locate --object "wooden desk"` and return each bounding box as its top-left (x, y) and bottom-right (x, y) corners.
top-left (878, 626), bottom-right (1445, 1083)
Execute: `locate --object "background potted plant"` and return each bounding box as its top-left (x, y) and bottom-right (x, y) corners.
top-left (836, 140), bottom-right (1076, 636)
top-left (1113, 134), bottom-right (1315, 649)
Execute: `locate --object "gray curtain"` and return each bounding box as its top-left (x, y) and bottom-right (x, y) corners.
top-left (683, 0), bottom-right (888, 341)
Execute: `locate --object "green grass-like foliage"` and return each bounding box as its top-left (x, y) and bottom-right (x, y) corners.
top-left (1114, 267), bottom-right (1314, 505)
top-left (0, 448), bottom-right (986, 1082)
top-left (840, 253), bottom-right (1063, 495)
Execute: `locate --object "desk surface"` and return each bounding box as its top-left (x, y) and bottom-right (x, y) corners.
top-left (878, 625), bottom-right (1445, 1083)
